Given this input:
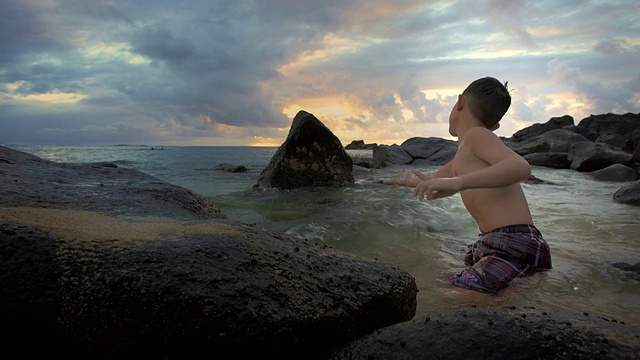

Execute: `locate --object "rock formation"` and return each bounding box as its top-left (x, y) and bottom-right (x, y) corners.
top-left (255, 111), bottom-right (354, 189)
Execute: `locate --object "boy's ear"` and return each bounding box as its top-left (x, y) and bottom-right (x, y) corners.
top-left (456, 94), bottom-right (465, 110)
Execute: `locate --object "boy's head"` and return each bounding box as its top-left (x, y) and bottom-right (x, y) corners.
top-left (461, 77), bottom-right (511, 129)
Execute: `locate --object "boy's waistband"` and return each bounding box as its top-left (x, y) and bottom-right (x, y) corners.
top-left (479, 224), bottom-right (541, 237)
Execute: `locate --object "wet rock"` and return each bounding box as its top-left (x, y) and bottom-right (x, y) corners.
top-left (372, 144), bottom-right (413, 168)
top-left (255, 111), bottom-right (354, 189)
top-left (400, 137), bottom-right (458, 165)
top-left (589, 164), bottom-right (639, 182)
top-left (0, 146), bottom-right (225, 219)
top-left (329, 307), bottom-right (640, 359)
top-left (212, 163), bottom-right (248, 173)
top-left (612, 262), bottom-right (640, 274)
top-left (524, 152), bottom-right (571, 169)
top-left (568, 142), bottom-right (634, 172)
top-left (613, 179), bottom-right (640, 206)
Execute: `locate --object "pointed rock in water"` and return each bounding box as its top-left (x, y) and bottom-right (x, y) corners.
top-left (255, 110), bottom-right (354, 189)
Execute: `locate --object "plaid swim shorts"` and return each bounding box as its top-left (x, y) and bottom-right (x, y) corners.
top-left (447, 224), bottom-right (552, 293)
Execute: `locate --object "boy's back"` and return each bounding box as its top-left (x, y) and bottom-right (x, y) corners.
top-left (451, 126), bottom-right (534, 233)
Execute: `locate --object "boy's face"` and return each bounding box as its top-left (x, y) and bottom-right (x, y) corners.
top-left (447, 96), bottom-right (461, 137)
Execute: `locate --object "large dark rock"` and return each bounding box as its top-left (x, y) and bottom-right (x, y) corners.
top-left (0, 145), bottom-right (418, 358)
top-left (400, 137), bottom-right (458, 165)
top-left (576, 112), bottom-right (640, 142)
top-left (370, 138), bottom-right (457, 168)
top-left (524, 152), bottom-right (571, 169)
top-left (212, 163), bottom-right (248, 172)
top-left (329, 307), bottom-right (640, 359)
top-left (371, 144), bottom-right (414, 168)
top-left (0, 146), bottom-right (225, 219)
top-left (508, 129), bottom-right (589, 156)
top-left (510, 115), bottom-right (575, 142)
top-left (613, 179), bottom-right (640, 206)
top-left (345, 140), bottom-right (378, 150)
top-left (589, 164), bottom-right (639, 182)
top-left (568, 142), bottom-right (634, 172)
top-left (255, 111), bottom-right (354, 189)
top-left (0, 220), bottom-right (417, 359)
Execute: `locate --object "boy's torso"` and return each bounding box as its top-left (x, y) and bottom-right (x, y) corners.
top-left (451, 136), bottom-right (534, 233)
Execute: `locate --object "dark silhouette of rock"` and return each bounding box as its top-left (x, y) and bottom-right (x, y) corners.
top-left (510, 115), bottom-right (575, 142)
top-left (576, 112), bottom-right (640, 142)
top-left (613, 179), bottom-right (640, 206)
top-left (589, 164), bottom-right (639, 182)
top-left (523, 152), bottom-right (571, 169)
top-left (0, 145), bottom-right (225, 219)
top-left (568, 142), bottom-right (634, 172)
top-left (255, 111), bottom-right (354, 189)
top-left (508, 129), bottom-right (589, 156)
top-left (329, 307), bottom-right (640, 359)
top-left (612, 262), bottom-right (640, 274)
top-left (372, 144), bottom-right (413, 168)
top-left (401, 137), bottom-right (458, 165)
top-left (345, 140), bottom-right (378, 150)
top-left (371, 138), bottom-right (457, 168)
top-left (212, 163), bottom-right (248, 172)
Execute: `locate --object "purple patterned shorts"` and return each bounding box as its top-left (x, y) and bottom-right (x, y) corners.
top-left (447, 224), bottom-right (552, 293)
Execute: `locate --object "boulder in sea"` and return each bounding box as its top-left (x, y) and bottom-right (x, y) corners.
top-left (568, 142), bottom-right (634, 172)
top-left (588, 164), bottom-right (639, 182)
top-left (371, 144), bottom-right (413, 168)
top-left (371, 137), bottom-right (457, 168)
top-left (328, 307), bottom-right (640, 359)
top-left (345, 140), bottom-right (378, 150)
top-left (613, 179), bottom-right (640, 206)
top-left (212, 163), bottom-right (248, 173)
top-left (612, 262), bottom-right (640, 274)
top-left (400, 137), bottom-right (458, 165)
top-left (254, 111), bottom-right (354, 189)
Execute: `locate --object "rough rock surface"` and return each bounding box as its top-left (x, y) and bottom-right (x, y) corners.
top-left (329, 307), bottom-right (640, 359)
top-left (0, 145), bottom-right (417, 359)
top-left (524, 152), bottom-right (571, 169)
top-left (510, 115), bottom-right (575, 142)
top-left (0, 145), bottom-right (225, 219)
top-left (371, 138), bottom-right (457, 168)
top-left (576, 112), bottom-right (640, 142)
top-left (568, 142), bottom-right (634, 172)
top-left (255, 111), bottom-right (354, 189)
top-left (613, 179), bottom-right (640, 206)
top-left (507, 129), bottom-right (589, 156)
top-left (1, 220), bottom-right (417, 359)
top-left (589, 164), bottom-right (639, 182)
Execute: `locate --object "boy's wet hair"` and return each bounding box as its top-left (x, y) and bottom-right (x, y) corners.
top-left (462, 77), bottom-right (511, 129)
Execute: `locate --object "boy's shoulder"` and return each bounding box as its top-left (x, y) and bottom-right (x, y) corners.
top-left (463, 126), bottom-right (500, 144)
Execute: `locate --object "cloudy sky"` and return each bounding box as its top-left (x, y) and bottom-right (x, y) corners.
top-left (1, 0), bottom-right (639, 146)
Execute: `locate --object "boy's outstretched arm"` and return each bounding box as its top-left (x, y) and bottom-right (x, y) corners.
top-left (414, 128), bottom-right (530, 200)
top-left (383, 161), bottom-right (454, 187)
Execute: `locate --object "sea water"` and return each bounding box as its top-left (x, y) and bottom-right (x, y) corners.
top-left (8, 144), bottom-right (640, 324)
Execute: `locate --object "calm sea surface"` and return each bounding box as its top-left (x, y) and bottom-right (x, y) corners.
top-left (8, 144), bottom-right (640, 324)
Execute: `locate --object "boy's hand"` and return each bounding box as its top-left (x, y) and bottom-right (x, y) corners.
top-left (413, 177), bottom-right (462, 200)
top-left (383, 168), bottom-right (412, 185)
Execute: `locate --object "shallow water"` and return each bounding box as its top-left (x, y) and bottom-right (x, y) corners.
top-left (8, 145), bottom-right (640, 324)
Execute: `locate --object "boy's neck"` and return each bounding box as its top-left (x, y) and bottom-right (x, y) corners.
top-left (455, 116), bottom-right (486, 141)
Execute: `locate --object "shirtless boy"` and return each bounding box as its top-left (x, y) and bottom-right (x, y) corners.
top-left (385, 77), bottom-right (552, 293)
